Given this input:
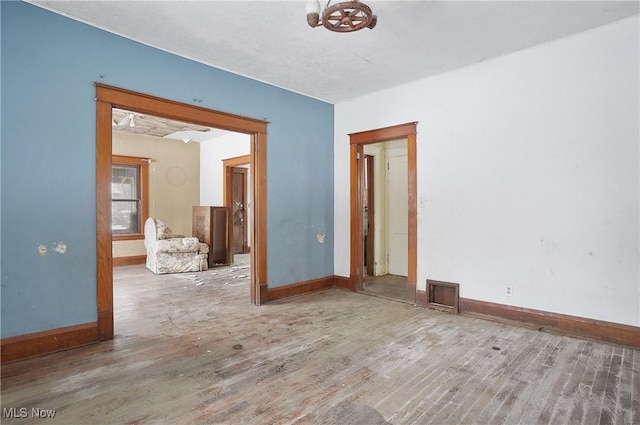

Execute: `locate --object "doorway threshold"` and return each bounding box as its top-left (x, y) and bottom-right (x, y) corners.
top-left (357, 289), bottom-right (411, 305)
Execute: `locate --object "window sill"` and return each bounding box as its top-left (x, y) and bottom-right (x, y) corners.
top-left (113, 234), bottom-right (144, 241)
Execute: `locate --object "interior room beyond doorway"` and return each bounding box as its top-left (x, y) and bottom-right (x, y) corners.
top-left (360, 138), bottom-right (408, 302)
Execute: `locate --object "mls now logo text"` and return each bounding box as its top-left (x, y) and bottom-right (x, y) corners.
top-left (3, 407), bottom-right (56, 418)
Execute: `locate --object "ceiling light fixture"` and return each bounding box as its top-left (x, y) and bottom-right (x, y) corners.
top-left (306, 0), bottom-right (377, 32)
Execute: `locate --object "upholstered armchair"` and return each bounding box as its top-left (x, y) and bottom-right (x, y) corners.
top-left (144, 217), bottom-right (209, 274)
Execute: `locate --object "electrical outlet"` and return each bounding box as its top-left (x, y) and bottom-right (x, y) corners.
top-left (505, 285), bottom-right (513, 297)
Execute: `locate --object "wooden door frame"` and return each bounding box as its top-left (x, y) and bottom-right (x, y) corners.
top-left (349, 122), bottom-right (417, 303)
top-left (96, 84), bottom-right (268, 341)
top-left (365, 154), bottom-right (375, 276)
top-left (223, 155), bottom-right (251, 255)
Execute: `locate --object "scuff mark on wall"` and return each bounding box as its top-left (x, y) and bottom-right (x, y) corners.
top-left (540, 238), bottom-right (558, 276)
top-left (311, 224), bottom-right (327, 244)
top-left (37, 241), bottom-right (67, 256)
top-left (53, 241), bottom-right (67, 254)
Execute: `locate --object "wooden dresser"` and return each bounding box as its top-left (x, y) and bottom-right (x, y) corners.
top-left (192, 206), bottom-right (231, 267)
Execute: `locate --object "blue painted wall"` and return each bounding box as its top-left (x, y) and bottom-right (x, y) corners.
top-left (0, 1), bottom-right (334, 338)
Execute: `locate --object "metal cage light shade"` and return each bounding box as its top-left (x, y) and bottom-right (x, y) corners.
top-left (306, 0), bottom-right (377, 32)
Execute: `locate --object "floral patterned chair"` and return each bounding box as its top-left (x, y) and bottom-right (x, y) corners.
top-left (144, 217), bottom-right (209, 274)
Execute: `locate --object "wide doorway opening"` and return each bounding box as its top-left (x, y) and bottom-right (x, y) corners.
top-left (96, 84), bottom-right (268, 341)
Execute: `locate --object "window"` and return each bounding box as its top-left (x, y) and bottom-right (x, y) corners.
top-left (111, 155), bottom-right (149, 240)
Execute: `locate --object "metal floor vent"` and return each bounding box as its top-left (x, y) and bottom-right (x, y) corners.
top-left (426, 279), bottom-right (460, 314)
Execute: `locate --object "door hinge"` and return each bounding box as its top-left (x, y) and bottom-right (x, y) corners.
top-left (356, 152), bottom-right (361, 160)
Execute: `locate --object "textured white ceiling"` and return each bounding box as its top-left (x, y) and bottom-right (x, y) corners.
top-left (28, 1), bottom-right (639, 104)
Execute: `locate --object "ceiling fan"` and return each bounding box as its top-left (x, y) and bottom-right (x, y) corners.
top-left (306, 0), bottom-right (377, 32)
top-left (112, 109), bottom-right (143, 128)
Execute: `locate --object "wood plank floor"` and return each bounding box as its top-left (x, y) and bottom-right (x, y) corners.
top-left (2, 261), bottom-right (638, 425)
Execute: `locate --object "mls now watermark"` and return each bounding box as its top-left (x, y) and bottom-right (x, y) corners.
top-left (3, 407), bottom-right (57, 418)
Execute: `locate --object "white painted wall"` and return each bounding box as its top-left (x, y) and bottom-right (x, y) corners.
top-left (200, 133), bottom-right (251, 206)
top-left (335, 17), bottom-right (640, 326)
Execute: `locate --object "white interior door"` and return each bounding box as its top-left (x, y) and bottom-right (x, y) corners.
top-left (387, 153), bottom-right (408, 276)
